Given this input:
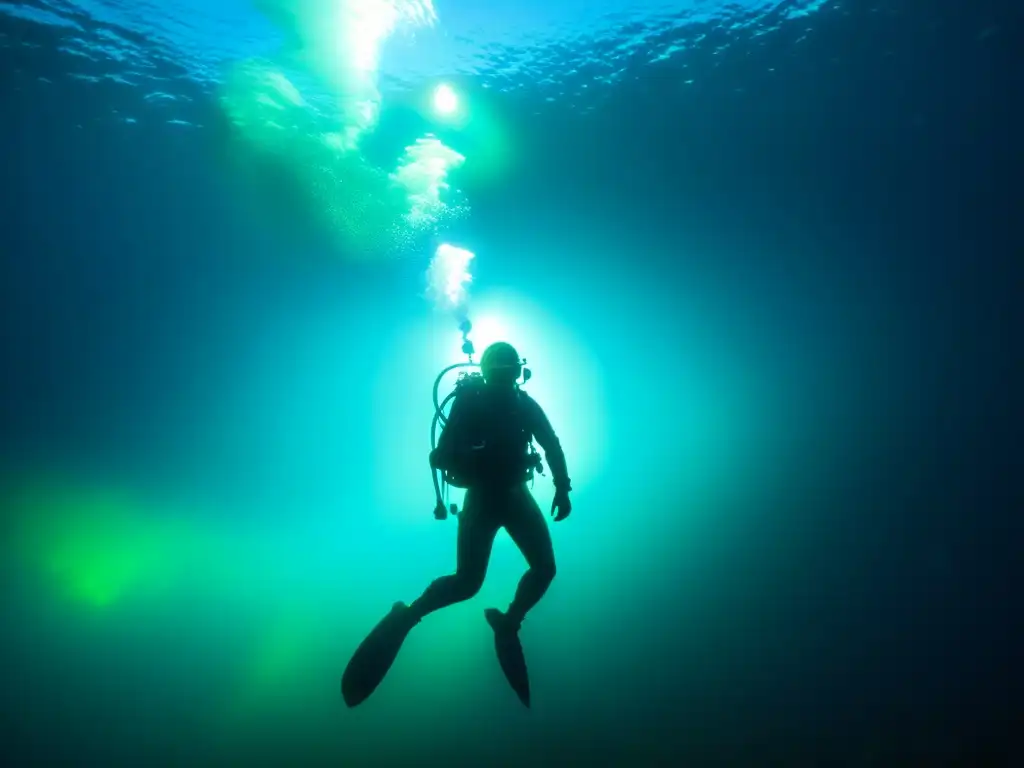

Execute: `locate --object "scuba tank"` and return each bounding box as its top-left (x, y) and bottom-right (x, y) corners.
top-left (430, 320), bottom-right (542, 520)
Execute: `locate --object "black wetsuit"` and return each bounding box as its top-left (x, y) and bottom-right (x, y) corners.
top-left (412, 385), bottom-right (570, 625)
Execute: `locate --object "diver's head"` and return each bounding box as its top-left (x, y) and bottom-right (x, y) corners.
top-left (480, 342), bottom-right (522, 388)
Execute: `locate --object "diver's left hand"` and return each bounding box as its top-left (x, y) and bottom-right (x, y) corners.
top-left (551, 490), bottom-right (572, 522)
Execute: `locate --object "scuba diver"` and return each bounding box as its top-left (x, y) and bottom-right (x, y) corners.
top-left (342, 335), bottom-right (572, 709)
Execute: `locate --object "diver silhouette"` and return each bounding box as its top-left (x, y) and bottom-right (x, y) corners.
top-left (342, 341), bottom-right (572, 708)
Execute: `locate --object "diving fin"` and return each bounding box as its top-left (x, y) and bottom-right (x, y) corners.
top-left (485, 608), bottom-right (530, 708)
top-left (341, 602), bottom-right (418, 707)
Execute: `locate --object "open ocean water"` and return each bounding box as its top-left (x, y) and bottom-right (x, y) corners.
top-left (0, 0), bottom-right (1020, 765)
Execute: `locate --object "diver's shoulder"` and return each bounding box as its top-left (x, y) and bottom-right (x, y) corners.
top-left (517, 388), bottom-right (543, 413)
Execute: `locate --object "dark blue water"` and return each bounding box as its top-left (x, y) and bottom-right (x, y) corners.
top-left (1, 0), bottom-right (1019, 765)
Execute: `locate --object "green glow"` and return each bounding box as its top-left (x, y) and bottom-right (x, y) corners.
top-left (253, 0), bottom-right (437, 146)
top-left (14, 485), bottom-right (186, 609)
top-left (218, 1), bottom-right (469, 257)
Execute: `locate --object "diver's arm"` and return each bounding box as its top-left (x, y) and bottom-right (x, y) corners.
top-left (528, 397), bottom-right (571, 492)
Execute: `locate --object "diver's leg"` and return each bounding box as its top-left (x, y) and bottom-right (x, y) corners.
top-left (409, 490), bottom-right (499, 620)
top-left (501, 486), bottom-right (557, 627)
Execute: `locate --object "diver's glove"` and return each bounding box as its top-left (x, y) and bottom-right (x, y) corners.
top-left (551, 488), bottom-right (572, 522)
top-left (434, 501), bottom-right (448, 520)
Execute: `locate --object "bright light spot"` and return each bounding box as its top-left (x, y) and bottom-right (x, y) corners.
top-left (462, 315), bottom-right (510, 354)
top-left (466, 291), bottom-right (608, 489)
top-left (432, 83), bottom-right (459, 116)
top-left (426, 243), bottom-right (475, 311)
